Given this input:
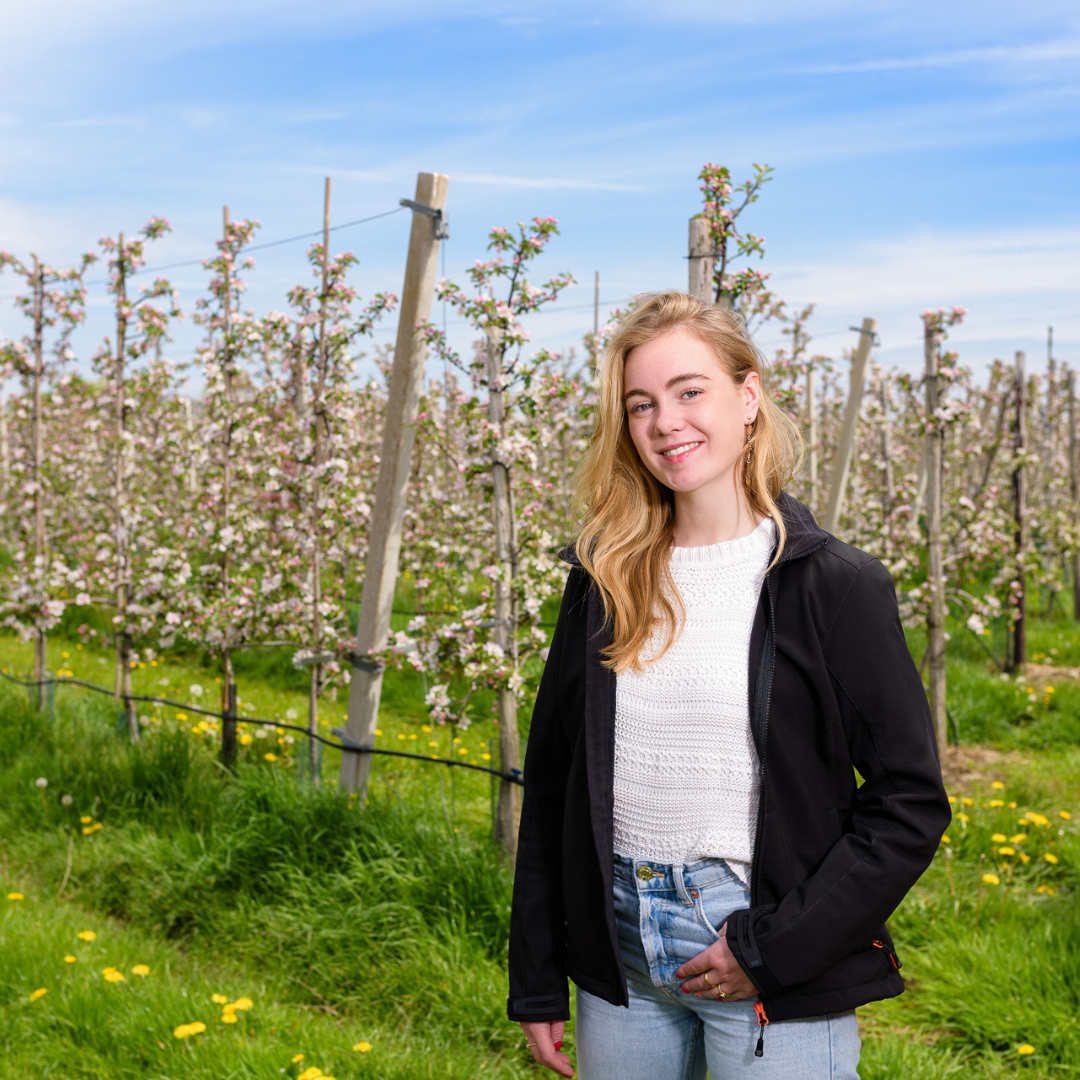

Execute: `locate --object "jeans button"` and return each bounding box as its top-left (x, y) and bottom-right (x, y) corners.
top-left (689, 888), bottom-right (699, 898)
top-left (636, 866), bottom-right (653, 881)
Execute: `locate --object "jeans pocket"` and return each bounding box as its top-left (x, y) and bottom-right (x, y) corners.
top-left (693, 872), bottom-right (750, 943)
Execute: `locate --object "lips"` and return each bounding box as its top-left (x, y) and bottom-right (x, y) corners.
top-left (658, 441), bottom-right (702, 462)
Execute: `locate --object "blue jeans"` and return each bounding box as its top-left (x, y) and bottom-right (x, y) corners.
top-left (575, 854), bottom-right (860, 1080)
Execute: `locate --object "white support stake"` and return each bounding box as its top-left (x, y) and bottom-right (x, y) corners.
top-left (339, 172), bottom-right (449, 794)
top-left (822, 318), bottom-right (876, 536)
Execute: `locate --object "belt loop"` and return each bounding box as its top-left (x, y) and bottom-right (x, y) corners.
top-left (672, 863), bottom-right (692, 905)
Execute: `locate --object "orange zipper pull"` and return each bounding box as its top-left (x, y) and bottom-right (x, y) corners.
top-left (753, 1001), bottom-right (770, 1057)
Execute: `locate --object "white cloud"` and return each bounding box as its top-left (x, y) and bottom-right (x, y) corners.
top-left (794, 38), bottom-right (1080, 75)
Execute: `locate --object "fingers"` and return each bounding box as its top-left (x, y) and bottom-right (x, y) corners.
top-left (522, 1021), bottom-right (575, 1078)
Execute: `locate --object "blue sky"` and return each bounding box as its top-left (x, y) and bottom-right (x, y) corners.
top-left (1, 0), bottom-right (1078, 390)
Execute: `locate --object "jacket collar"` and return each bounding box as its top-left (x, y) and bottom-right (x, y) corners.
top-left (558, 490), bottom-right (827, 569)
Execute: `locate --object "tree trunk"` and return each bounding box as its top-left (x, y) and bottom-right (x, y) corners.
top-left (1011, 352), bottom-right (1027, 673)
top-left (487, 331), bottom-right (521, 860)
top-left (924, 323), bottom-right (947, 757)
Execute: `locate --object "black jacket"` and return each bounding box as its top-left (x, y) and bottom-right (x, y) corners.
top-left (507, 493), bottom-right (951, 1024)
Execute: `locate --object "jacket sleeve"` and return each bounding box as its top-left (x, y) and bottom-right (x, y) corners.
top-left (506, 568), bottom-right (580, 1023)
top-left (726, 556), bottom-right (952, 997)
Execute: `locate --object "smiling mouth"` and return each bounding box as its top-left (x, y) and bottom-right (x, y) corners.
top-left (658, 441), bottom-right (702, 460)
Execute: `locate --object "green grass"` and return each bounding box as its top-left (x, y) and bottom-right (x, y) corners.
top-left (1, 616), bottom-right (1078, 1077)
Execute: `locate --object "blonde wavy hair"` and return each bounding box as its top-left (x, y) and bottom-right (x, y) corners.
top-left (575, 290), bottom-right (803, 673)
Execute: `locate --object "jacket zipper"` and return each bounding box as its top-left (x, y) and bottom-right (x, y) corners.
top-left (749, 538), bottom-right (828, 907)
top-left (872, 939), bottom-right (903, 971)
top-left (754, 1001), bottom-right (770, 1057)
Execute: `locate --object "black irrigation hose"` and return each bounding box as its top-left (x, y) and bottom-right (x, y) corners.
top-left (0, 668), bottom-right (523, 786)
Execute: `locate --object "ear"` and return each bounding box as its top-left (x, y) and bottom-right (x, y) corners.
top-left (743, 371), bottom-right (761, 424)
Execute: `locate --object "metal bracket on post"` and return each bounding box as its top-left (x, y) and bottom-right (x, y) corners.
top-left (399, 198), bottom-right (450, 240)
top-left (848, 325), bottom-right (882, 347)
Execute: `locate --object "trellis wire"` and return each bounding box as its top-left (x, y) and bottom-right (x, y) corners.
top-left (0, 667), bottom-right (523, 785)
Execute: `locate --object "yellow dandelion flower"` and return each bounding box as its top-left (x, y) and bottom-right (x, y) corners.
top-left (1060, 811), bottom-right (1072, 820)
top-left (131, 964), bottom-right (149, 977)
top-left (239, 733), bottom-right (253, 746)
top-left (176, 712), bottom-right (187, 721)
top-left (264, 753), bottom-right (278, 762)
top-left (998, 846), bottom-right (1015, 856)
top-left (29, 988), bottom-right (47, 1000)
top-left (1011, 833), bottom-right (1027, 843)
top-left (958, 813), bottom-right (969, 824)
top-left (989, 799), bottom-right (1004, 807)
top-left (79, 815), bottom-right (92, 824)
top-left (298, 1068), bottom-right (325, 1080)
top-left (292, 1055), bottom-right (305, 1064)
top-left (422, 724), bottom-right (431, 732)
top-left (221, 1012), bottom-right (238, 1024)
top-left (982, 873), bottom-right (1000, 885)
top-left (232, 996), bottom-right (253, 1011)
top-left (91, 822), bottom-right (102, 832)
top-left (6, 892), bottom-right (24, 901)
top-left (1009, 801), bottom-right (1017, 808)
top-left (962, 797), bottom-right (974, 807)
top-left (991, 833), bottom-right (1008, 843)
top-left (940, 834), bottom-right (951, 844)
top-left (947, 795), bottom-right (957, 804)
top-left (211, 993), bottom-right (228, 1004)
top-left (991, 780), bottom-right (1005, 789)
top-left (1019, 852), bottom-right (1031, 863)
top-left (408, 734), bottom-right (417, 740)
top-left (481, 753), bottom-right (491, 760)
top-left (82, 826), bottom-right (93, 835)
top-left (77, 930), bottom-right (96, 941)
top-left (1018, 1044), bottom-right (1035, 1055)
top-left (429, 740), bottom-right (438, 747)
top-left (354, 1041), bottom-right (373, 1052)
top-left (64, 955), bottom-right (76, 964)
top-left (189, 1021), bottom-right (206, 1034)
top-left (374, 729), bottom-right (383, 736)
top-left (458, 747), bottom-right (468, 755)
top-left (1044, 853), bottom-right (1059, 864)
top-left (61, 651), bottom-right (70, 658)
top-left (103, 970), bottom-right (125, 983)
top-left (174, 1025), bottom-right (193, 1039)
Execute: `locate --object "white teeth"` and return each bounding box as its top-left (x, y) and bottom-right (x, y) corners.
top-left (660, 442), bottom-right (700, 457)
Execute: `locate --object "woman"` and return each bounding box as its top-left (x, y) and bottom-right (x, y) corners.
top-left (507, 291), bottom-right (950, 1079)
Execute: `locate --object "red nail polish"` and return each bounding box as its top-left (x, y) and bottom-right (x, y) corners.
top-left (682, 986), bottom-right (689, 994)
top-left (554, 1041), bottom-right (562, 1051)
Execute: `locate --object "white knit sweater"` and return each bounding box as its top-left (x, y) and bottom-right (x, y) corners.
top-left (612, 517), bottom-right (774, 885)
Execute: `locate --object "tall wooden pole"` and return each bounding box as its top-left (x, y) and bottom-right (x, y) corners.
top-left (308, 176), bottom-right (331, 784)
top-left (1011, 351), bottom-right (1027, 673)
top-left (340, 172), bottom-right (449, 795)
top-left (822, 318), bottom-right (876, 536)
top-left (688, 217), bottom-right (713, 304)
top-left (806, 366), bottom-right (818, 513)
top-left (30, 256), bottom-right (47, 708)
top-left (924, 320), bottom-right (947, 757)
top-left (1069, 369), bottom-right (1080, 621)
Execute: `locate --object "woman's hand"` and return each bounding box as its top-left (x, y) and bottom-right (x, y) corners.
top-left (520, 1020), bottom-right (574, 1077)
top-left (675, 921), bottom-right (759, 1001)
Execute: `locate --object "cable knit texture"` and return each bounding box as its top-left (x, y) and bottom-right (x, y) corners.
top-left (613, 517), bottom-right (774, 885)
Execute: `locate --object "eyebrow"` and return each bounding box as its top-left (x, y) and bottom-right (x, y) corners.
top-left (623, 372), bottom-right (711, 401)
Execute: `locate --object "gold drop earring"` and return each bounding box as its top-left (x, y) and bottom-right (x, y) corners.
top-left (744, 418), bottom-right (753, 483)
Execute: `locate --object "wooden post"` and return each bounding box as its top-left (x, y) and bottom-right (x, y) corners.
top-left (806, 366), bottom-right (817, 513)
top-left (307, 177), bottom-right (331, 785)
top-left (30, 256), bottom-right (47, 709)
top-left (822, 318), bottom-right (876, 535)
top-left (688, 217), bottom-right (713, 304)
top-left (924, 320), bottom-right (947, 756)
top-left (1069, 369), bottom-right (1080, 621)
top-left (339, 171), bottom-right (449, 795)
top-left (1011, 351), bottom-right (1027, 673)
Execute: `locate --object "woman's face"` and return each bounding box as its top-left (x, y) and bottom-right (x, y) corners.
top-left (622, 328), bottom-right (760, 500)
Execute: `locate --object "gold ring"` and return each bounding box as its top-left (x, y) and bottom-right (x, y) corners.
top-left (702, 971), bottom-right (714, 988)
top-left (717, 989), bottom-right (729, 1000)
top-left (526, 1042), bottom-right (537, 1049)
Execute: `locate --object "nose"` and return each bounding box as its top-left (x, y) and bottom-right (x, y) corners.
top-left (651, 400), bottom-right (685, 437)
